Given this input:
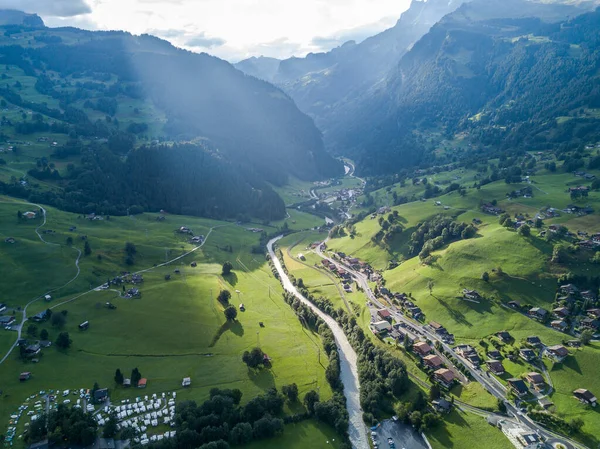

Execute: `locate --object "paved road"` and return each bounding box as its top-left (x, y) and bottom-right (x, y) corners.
top-left (267, 236), bottom-right (369, 449)
top-left (313, 246), bottom-right (587, 449)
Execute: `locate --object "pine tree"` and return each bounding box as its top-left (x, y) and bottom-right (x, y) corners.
top-left (115, 368), bottom-right (124, 385)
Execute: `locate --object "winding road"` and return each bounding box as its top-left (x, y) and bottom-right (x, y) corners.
top-left (0, 207), bottom-right (229, 365)
top-left (267, 236), bottom-right (369, 449)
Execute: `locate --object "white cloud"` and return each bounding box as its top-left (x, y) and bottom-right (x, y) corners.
top-left (26, 0), bottom-right (412, 61)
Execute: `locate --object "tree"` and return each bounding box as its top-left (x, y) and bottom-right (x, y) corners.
top-left (497, 398), bottom-right (507, 414)
top-left (429, 384), bottom-right (441, 401)
top-left (124, 242), bottom-right (137, 265)
top-left (304, 390), bottom-right (320, 414)
top-left (26, 324), bottom-right (38, 337)
top-left (230, 422), bottom-right (253, 445)
top-left (222, 261), bottom-right (233, 276)
top-left (217, 290), bottom-right (231, 304)
top-left (580, 329), bottom-right (594, 345)
top-left (224, 305), bottom-right (237, 321)
top-left (427, 280), bottom-right (434, 296)
top-left (281, 383), bottom-right (299, 402)
top-left (131, 367), bottom-right (142, 386)
top-left (40, 329), bottom-right (49, 340)
top-left (403, 333), bottom-right (413, 351)
top-left (56, 332), bottom-right (72, 349)
top-left (103, 412), bottom-right (118, 438)
top-left (51, 312), bottom-right (66, 328)
top-left (534, 218), bottom-right (543, 228)
top-left (518, 224), bottom-right (531, 237)
top-left (84, 240), bottom-right (92, 256)
top-left (569, 417), bottom-right (584, 434)
top-left (481, 272), bottom-right (490, 282)
top-left (420, 413), bottom-right (440, 431)
top-left (66, 236), bottom-right (73, 245)
top-left (552, 244), bottom-right (568, 264)
top-left (409, 410), bottom-right (422, 429)
top-left (17, 210), bottom-right (22, 220)
top-left (242, 348), bottom-right (265, 369)
top-left (114, 368), bottom-right (124, 385)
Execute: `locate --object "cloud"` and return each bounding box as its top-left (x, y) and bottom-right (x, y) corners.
top-left (185, 32), bottom-right (226, 49)
top-left (0, 0), bottom-right (92, 17)
top-left (148, 28), bottom-right (187, 39)
top-left (310, 15), bottom-right (398, 51)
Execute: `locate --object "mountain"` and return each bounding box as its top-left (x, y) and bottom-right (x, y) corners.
top-left (0, 9), bottom-right (44, 27)
top-left (0, 23), bottom-right (342, 220)
top-left (234, 56), bottom-right (281, 82)
top-left (325, 0), bottom-right (600, 175)
top-left (236, 0), bottom-right (467, 134)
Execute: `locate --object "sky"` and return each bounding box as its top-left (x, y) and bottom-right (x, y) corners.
top-left (0, 0), bottom-right (412, 62)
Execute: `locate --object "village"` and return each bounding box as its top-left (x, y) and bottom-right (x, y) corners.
top-left (313, 245), bottom-right (598, 437)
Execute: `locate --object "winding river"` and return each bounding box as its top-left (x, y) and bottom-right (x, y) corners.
top-left (267, 236), bottom-right (369, 449)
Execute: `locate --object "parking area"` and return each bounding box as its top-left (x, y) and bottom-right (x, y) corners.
top-left (371, 419), bottom-right (429, 449)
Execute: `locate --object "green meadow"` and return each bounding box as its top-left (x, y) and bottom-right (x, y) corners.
top-left (428, 409), bottom-right (511, 449)
top-left (327, 156), bottom-right (600, 446)
top-left (0, 200), bottom-right (338, 448)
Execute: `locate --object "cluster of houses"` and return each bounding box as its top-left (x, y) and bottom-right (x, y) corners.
top-left (506, 186), bottom-right (533, 199)
top-left (573, 171), bottom-right (596, 180)
top-left (481, 203), bottom-right (504, 215)
top-left (176, 226), bottom-right (194, 235)
top-left (509, 283), bottom-right (600, 337)
top-left (562, 203), bottom-right (594, 216)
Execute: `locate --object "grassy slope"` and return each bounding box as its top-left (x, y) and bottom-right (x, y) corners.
top-left (0, 201), bottom-right (336, 447)
top-left (332, 162), bottom-right (600, 445)
top-left (427, 409), bottom-right (512, 449)
top-left (545, 344), bottom-right (600, 447)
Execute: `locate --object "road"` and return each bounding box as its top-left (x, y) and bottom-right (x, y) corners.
top-left (313, 245), bottom-right (587, 449)
top-left (267, 236), bottom-right (369, 449)
top-left (0, 203), bottom-right (82, 365)
top-left (0, 217), bottom-right (229, 365)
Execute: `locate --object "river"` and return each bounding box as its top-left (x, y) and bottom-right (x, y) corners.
top-left (267, 236), bottom-right (369, 449)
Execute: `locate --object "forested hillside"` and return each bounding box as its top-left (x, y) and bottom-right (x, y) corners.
top-left (0, 20), bottom-right (341, 220)
top-left (236, 0), bottom-right (465, 134)
top-left (326, 0), bottom-right (600, 175)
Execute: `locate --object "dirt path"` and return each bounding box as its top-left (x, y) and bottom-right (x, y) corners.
top-left (0, 219), bottom-right (228, 365)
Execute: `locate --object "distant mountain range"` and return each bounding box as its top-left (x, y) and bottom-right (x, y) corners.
top-left (236, 0), bottom-right (600, 176)
top-left (235, 0), bottom-right (465, 133)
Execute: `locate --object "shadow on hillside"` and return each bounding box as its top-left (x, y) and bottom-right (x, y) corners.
top-left (434, 296), bottom-right (472, 327)
top-left (209, 320), bottom-right (245, 347)
top-left (224, 272), bottom-right (238, 286)
top-left (429, 409), bottom-right (470, 448)
top-left (524, 235), bottom-right (552, 256)
top-left (562, 355), bottom-right (582, 375)
top-left (248, 367), bottom-right (275, 390)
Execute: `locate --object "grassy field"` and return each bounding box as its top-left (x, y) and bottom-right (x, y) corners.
top-left (427, 409), bottom-right (512, 449)
top-left (0, 200), bottom-right (338, 447)
top-left (544, 343), bottom-right (600, 448)
top-left (243, 419), bottom-right (344, 449)
top-left (330, 157), bottom-right (600, 445)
